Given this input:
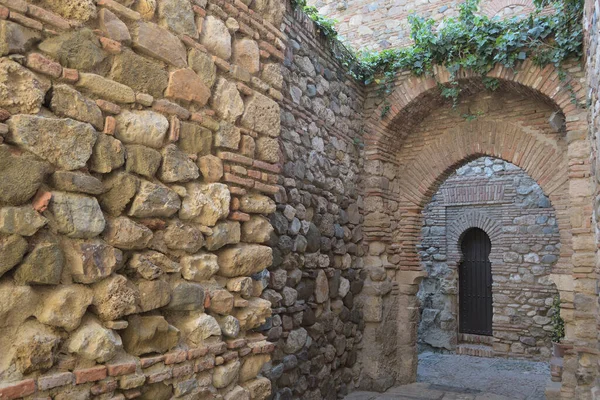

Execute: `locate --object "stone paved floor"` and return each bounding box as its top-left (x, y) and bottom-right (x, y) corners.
top-left (345, 352), bottom-right (550, 400)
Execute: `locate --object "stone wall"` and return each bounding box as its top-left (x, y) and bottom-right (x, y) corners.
top-left (0, 0), bottom-right (288, 399)
top-left (418, 156), bottom-right (560, 359)
top-left (258, 4), bottom-right (367, 399)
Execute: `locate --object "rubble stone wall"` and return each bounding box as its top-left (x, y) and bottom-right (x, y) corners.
top-left (418, 157), bottom-right (560, 359)
top-left (0, 0), bottom-right (289, 399)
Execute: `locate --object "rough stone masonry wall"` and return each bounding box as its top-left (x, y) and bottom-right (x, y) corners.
top-left (0, 0), bottom-right (289, 399)
top-left (418, 157), bottom-right (560, 359)
top-left (258, 3), bottom-right (366, 399)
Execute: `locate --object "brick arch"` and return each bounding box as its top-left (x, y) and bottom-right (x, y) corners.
top-left (479, 0), bottom-right (536, 18)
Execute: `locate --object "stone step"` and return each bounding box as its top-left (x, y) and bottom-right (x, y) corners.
top-left (456, 343), bottom-right (494, 358)
top-left (457, 333), bottom-right (494, 345)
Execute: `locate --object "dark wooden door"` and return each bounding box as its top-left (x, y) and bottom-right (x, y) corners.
top-left (459, 228), bottom-right (493, 336)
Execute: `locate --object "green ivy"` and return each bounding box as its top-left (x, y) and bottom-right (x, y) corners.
top-left (550, 295), bottom-right (565, 343)
top-left (292, 0), bottom-right (340, 40)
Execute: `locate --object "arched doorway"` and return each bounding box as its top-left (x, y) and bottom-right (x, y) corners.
top-left (458, 228), bottom-right (492, 337)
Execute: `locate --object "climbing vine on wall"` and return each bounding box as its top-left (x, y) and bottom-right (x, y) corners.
top-left (292, 0), bottom-right (584, 113)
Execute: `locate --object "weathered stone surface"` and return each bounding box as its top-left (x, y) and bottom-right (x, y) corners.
top-left (51, 171), bottom-right (105, 195)
top-left (211, 78), bottom-right (244, 123)
top-left (205, 221), bottom-right (240, 251)
top-left (217, 315), bottom-right (240, 338)
top-left (189, 48), bottom-right (217, 88)
top-left (0, 234), bottom-right (27, 277)
top-left (315, 270), bottom-right (329, 303)
top-left (215, 121), bottom-right (241, 149)
top-left (137, 278), bottom-right (171, 312)
top-left (110, 50), bottom-right (167, 98)
top-left (133, 21), bottom-right (187, 67)
top-left (0, 58), bottom-right (49, 114)
top-left (125, 144), bottom-right (162, 178)
top-left (51, 85), bottom-right (104, 130)
top-left (0, 280), bottom-right (39, 329)
top-left (217, 244), bottom-right (273, 278)
top-left (0, 144), bottom-right (49, 205)
top-left (99, 172), bottom-right (139, 216)
top-left (251, 0), bottom-right (285, 25)
top-left (199, 16), bottom-right (231, 60)
top-left (65, 239), bottom-right (123, 284)
top-left (241, 216), bottom-right (273, 244)
top-left (68, 315), bottom-right (122, 362)
top-left (49, 192), bottom-right (105, 238)
top-left (76, 72), bottom-right (136, 103)
top-left (213, 360), bottom-right (240, 388)
top-left (170, 313), bottom-right (220, 346)
top-left (225, 386), bottom-right (250, 400)
top-left (232, 38), bottom-right (259, 74)
top-left (242, 377), bottom-right (271, 400)
top-left (90, 133), bottom-right (126, 173)
top-left (256, 136), bottom-right (279, 163)
top-left (233, 297), bottom-right (271, 330)
top-left (167, 280), bottom-right (204, 311)
top-left (180, 183), bottom-right (230, 225)
top-left (99, 8), bottom-right (130, 43)
top-left (122, 315), bottom-right (180, 357)
top-left (103, 217), bottom-right (153, 250)
top-left (181, 253), bottom-right (219, 281)
top-left (11, 320), bottom-right (61, 374)
top-left (39, 0), bottom-right (97, 21)
top-left (128, 251), bottom-right (180, 279)
top-left (91, 274), bottom-right (138, 320)
top-left (14, 242), bottom-right (64, 285)
top-left (179, 122), bottom-right (212, 155)
top-left (135, 0), bottom-right (157, 20)
top-left (240, 194), bottom-right (276, 214)
top-left (159, 144), bottom-right (200, 183)
top-left (0, 20), bottom-right (40, 56)
top-left (8, 115), bottom-right (98, 170)
top-left (39, 29), bottom-right (107, 71)
top-left (116, 110), bottom-right (169, 149)
top-left (34, 285), bottom-right (93, 331)
top-left (261, 63), bottom-right (283, 90)
top-left (208, 289), bottom-right (234, 315)
top-left (129, 180), bottom-right (181, 218)
top-left (240, 92), bottom-right (280, 137)
top-left (166, 68), bottom-right (211, 105)
top-left (162, 220), bottom-right (204, 252)
top-left (157, 0), bottom-right (197, 37)
top-left (198, 154), bottom-right (224, 182)
top-left (240, 354), bottom-right (270, 383)
top-left (0, 206), bottom-right (47, 236)
top-left (227, 277), bottom-right (253, 298)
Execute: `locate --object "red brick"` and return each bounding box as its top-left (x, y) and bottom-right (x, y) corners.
top-left (229, 211), bottom-right (250, 222)
top-left (61, 67), bottom-right (79, 83)
top-left (187, 346), bottom-right (209, 360)
top-left (237, 82), bottom-right (253, 96)
top-left (229, 186), bottom-right (247, 196)
top-left (222, 351), bottom-right (238, 362)
top-left (145, 369), bottom-right (172, 384)
top-left (26, 4), bottom-right (70, 30)
top-left (165, 69), bottom-right (210, 106)
top-left (99, 36), bottom-right (122, 54)
top-left (0, 379), bottom-right (35, 400)
top-left (218, 151), bottom-right (254, 166)
top-left (32, 190), bottom-right (51, 212)
top-left (123, 389), bottom-right (142, 399)
top-left (208, 342), bottom-right (227, 355)
top-left (212, 55), bottom-right (231, 72)
top-left (247, 169), bottom-right (262, 179)
top-left (226, 339), bottom-right (247, 349)
top-left (103, 116), bottom-right (116, 135)
top-left (194, 356), bottom-right (215, 372)
top-left (192, 5), bottom-right (206, 17)
top-left (164, 350), bottom-right (187, 365)
top-left (37, 372), bottom-right (73, 391)
top-left (0, 6), bottom-right (9, 19)
top-left (140, 355), bottom-right (164, 369)
top-left (171, 363), bottom-right (193, 378)
top-left (223, 172), bottom-right (254, 187)
top-left (253, 160), bottom-right (281, 173)
top-left (96, 99), bottom-right (121, 114)
top-left (152, 99), bottom-right (191, 120)
top-left (254, 181), bottom-right (279, 194)
top-left (9, 11), bottom-right (42, 30)
top-left (107, 362), bottom-right (137, 377)
top-left (25, 53), bottom-right (61, 78)
top-left (90, 379), bottom-right (117, 395)
top-left (74, 366), bottom-right (107, 384)
top-left (168, 116), bottom-right (180, 143)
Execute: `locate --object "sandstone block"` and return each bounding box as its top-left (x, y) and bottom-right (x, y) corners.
top-left (8, 115), bottom-right (98, 170)
top-left (208, 289), bottom-right (234, 315)
top-left (91, 274), bottom-right (138, 320)
top-left (241, 216), bottom-right (273, 244)
top-left (12, 320), bottom-right (61, 374)
top-left (68, 315), bottom-right (122, 362)
top-left (0, 20), bottom-right (40, 56)
top-left (65, 239), bottom-right (123, 284)
top-left (170, 313), bottom-right (221, 347)
top-left (128, 250), bottom-right (180, 279)
top-left (198, 154), bottom-right (224, 182)
top-left (241, 377), bottom-right (271, 400)
top-left (51, 171), bottom-right (105, 195)
top-left (125, 144), bottom-right (162, 178)
top-left (211, 78), bottom-right (244, 123)
top-left (166, 68), bottom-right (211, 105)
top-left (76, 72), bottom-right (136, 103)
top-left (159, 144), bottom-right (200, 183)
top-left (189, 48), bottom-right (216, 88)
top-left (240, 92), bottom-right (280, 137)
top-left (0, 144), bottom-right (49, 205)
top-left (233, 38), bottom-right (259, 74)
top-left (135, 0), bottom-right (156, 19)
top-left (99, 172), bottom-right (139, 216)
top-left (103, 216), bottom-right (153, 250)
top-left (167, 280), bottom-right (205, 311)
top-left (0, 280), bottom-right (39, 329)
top-left (199, 16), bottom-right (231, 60)
top-left (110, 50), bottom-right (168, 98)
top-left (213, 361), bottom-right (240, 389)
top-left (180, 183), bottom-right (230, 225)
top-left (90, 133), bottom-right (126, 173)
top-left (0, 234), bottom-right (27, 277)
top-left (227, 277), bottom-right (253, 298)
top-left (181, 253), bottom-right (219, 281)
top-left (137, 279), bottom-right (171, 312)
top-left (256, 136), bottom-right (279, 163)
top-left (217, 244), bottom-right (273, 278)
top-left (261, 63), bottom-right (283, 90)
top-left (0, 58), bottom-right (49, 114)
top-left (179, 122), bottom-right (212, 155)
top-left (115, 110), bottom-right (169, 148)
top-left (157, 0), bottom-right (197, 38)
top-left (133, 21), bottom-right (187, 67)
top-left (34, 285), bottom-right (93, 331)
top-left (234, 297), bottom-right (271, 330)
top-left (205, 221), bottom-right (240, 251)
top-left (251, 0), bottom-right (284, 25)
top-left (215, 121), bottom-right (241, 149)
top-left (240, 354), bottom-right (270, 383)
top-left (40, 29), bottom-right (107, 71)
top-left (14, 242), bottom-right (64, 285)
top-left (216, 315), bottom-right (240, 338)
top-left (122, 315), bottom-right (179, 356)
top-left (225, 386), bottom-right (250, 400)
top-left (0, 206), bottom-right (47, 236)
top-left (129, 180), bottom-right (181, 218)
top-left (49, 192), bottom-right (105, 238)
top-left (99, 8), bottom-right (131, 43)
top-left (51, 85), bottom-right (104, 130)
top-left (240, 194), bottom-right (276, 214)
top-left (162, 220), bottom-right (204, 252)
top-left (39, 0), bottom-right (97, 21)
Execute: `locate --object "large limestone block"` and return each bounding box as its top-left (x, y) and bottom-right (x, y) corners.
top-left (0, 280), bottom-right (39, 329)
top-left (67, 315), bottom-right (122, 362)
top-left (239, 194), bottom-right (276, 214)
top-left (189, 48), bottom-right (216, 88)
top-left (217, 244), bottom-right (273, 278)
top-left (261, 63), bottom-right (283, 90)
top-left (48, 192), bottom-right (105, 238)
top-left (51, 171), bottom-right (105, 195)
top-left (0, 20), bottom-right (40, 56)
top-left (162, 220), bottom-right (204, 252)
top-left (167, 280), bottom-right (205, 311)
top-left (241, 377), bottom-right (271, 400)
top-left (165, 68), bottom-right (211, 106)
top-left (103, 216), bottom-right (153, 250)
top-left (115, 110), bottom-right (169, 148)
top-left (10, 320), bottom-right (61, 374)
top-left (233, 297), bottom-right (271, 330)
top-left (232, 38), bottom-right (259, 74)
top-left (207, 289), bottom-right (234, 315)
top-left (211, 78), bottom-right (244, 123)
top-left (240, 354), bottom-right (270, 382)
top-left (39, 29), bottom-right (107, 71)
top-left (91, 274), bottom-right (138, 320)
top-left (0, 234), bottom-right (27, 277)
top-left (99, 172), bottom-right (139, 216)
top-left (180, 183), bottom-right (230, 225)
top-left (181, 253), bottom-right (219, 282)
top-left (0, 206), bottom-right (47, 236)
top-left (136, 279), bottom-right (171, 312)
top-left (213, 360), bottom-right (240, 389)
top-left (34, 285), bottom-right (93, 331)
top-left (65, 239), bottom-right (123, 284)
top-left (178, 121), bottom-right (212, 155)
top-left (14, 242), bottom-right (64, 285)
top-left (240, 92), bottom-right (280, 137)
top-left (122, 315), bottom-right (180, 356)
top-left (38, 0), bottom-right (97, 22)
top-left (89, 133), bottom-right (126, 173)
top-left (199, 16), bottom-right (231, 60)
top-left (133, 21), bottom-right (187, 67)
top-left (128, 180), bottom-right (181, 218)
top-left (255, 136), bottom-right (279, 163)
top-left (157, 0), bottom-right (198, 38)
top-left (0, 58), bottom-right (48, 114)
top-left (125, 144), bottom-right (162, 178)
top-left (8, 115), bottom-right (98, 170)
top-left (215, 121), bottom-right (241, 149)
top-left (0, 144), bottom-right (49, 205)
top-left (241, 216), bottom-right (273, 244)
top-left (76, 72), bottom-right (136, 103)
top-left (170, 313), bottom-right (221, 347)
top-left (205, 221), bottom-right (240, 251)
top-left (159, 144), bottom-right (200, 183)
top-left (110, 50), bottom-right (167, 98)
top-left (50, 85), bottom-right (104, 130)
